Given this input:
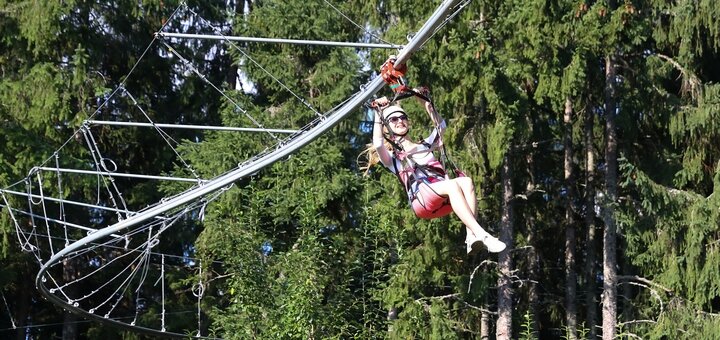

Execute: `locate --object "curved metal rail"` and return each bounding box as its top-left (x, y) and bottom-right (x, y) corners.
top-left (34, 0), bottom-right (461, 338)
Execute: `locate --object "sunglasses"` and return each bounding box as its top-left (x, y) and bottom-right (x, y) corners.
top-left (387, 115), bottom-right (408, 124)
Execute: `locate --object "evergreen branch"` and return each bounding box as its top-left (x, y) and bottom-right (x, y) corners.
top-left (617, 275), bottom-right (669, 319)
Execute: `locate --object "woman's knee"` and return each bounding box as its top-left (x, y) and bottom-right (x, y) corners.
top-left (432, 180), bottom-right (460, 196)
top-left (455, 177), bottom-right (474, 191)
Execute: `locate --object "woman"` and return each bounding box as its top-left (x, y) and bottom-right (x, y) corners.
top-left (364, 95), bottom-right (506, 254)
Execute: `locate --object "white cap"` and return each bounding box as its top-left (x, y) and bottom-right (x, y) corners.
top-left (382, 105), bottom-right (406, 121)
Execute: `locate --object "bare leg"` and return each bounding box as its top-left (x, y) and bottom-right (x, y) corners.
top-left (455, 177), bottom-right (477, 217)
top-left (427, 179), bottom-right (506, 253)
top-left (427, 180), bottom-right (486, 238)
top-left (453, 177), bottom-right (477, 238)
top-left (450, 177), bottom-right (479, 240)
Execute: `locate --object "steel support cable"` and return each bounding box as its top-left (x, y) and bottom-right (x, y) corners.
top-left (183, 4), bottom-right (324, 118)
top-left (193, 261), bottom-right (204, 337)
top-left (86, 120), bottom-right (299, 134)
top-left (86, 248), bottom-right (152, 317)
top-left (2, 205), bottom-right (124, 239)
top-left (33, 171), bottom-right (56, 257)
top-left (1, 291), bottom-right (16, 329)
top-left (1, 190), bottom-right (38, 253)
top-left (2, 188), bottom-right (142, 215)
top-left (122, 88), bottom-right (202, 182)
top-left (24, 179), bottom-right (41, 256)
top-left (49, 214), bottom-right (185, 310)
top-left (157, 32), bottom-right (401, 49)
top-left (35, 1), bottom-right (462, 338)
top-left (159, 255), bottom-right (166, 332)
top-left (421, 0), bottom-right (473, 51)
top-left (122, 89), bottom-right (182, 149)
top-left (54, 153), bottom-right (70, 246)
top-left (102, 241), bottom-right (156, 320)
top-left (158, 3), bottom-right (399, 49)
top-left (131, 236), bottom-right (155, 327)
top-left (80, 126), bottom-right (130, 220)
top-left (158, 39), bottom-right (281, 143)
top-left (34, 167), bottom-right (205, 183)
top-left (321, 0), bottom-right (396, 47)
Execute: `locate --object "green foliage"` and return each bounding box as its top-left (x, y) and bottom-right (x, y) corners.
top-left (2, 0), bottom-right (720, 339)
top-left (486, 115), bottom-right (515, 171)
top-left (646, 300), bottom-right (720, 339)
top-left (670, 84), bottom-right (720, 189)
top-left (519, 310), bottom-right (537, 340)
top-left (620, 160), bottom-right (720, 336)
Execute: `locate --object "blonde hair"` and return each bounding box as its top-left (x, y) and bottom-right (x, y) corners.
top-left (357, 126), bottom-right (395, 176)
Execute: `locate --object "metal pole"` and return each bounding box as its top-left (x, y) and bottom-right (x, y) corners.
top-left (156, 32), bottom-right (402, 50)
top-left (34, 167), bottom-right (205, 183)
top-left (1, 205), bottom-right (124, 238)
top-left (1, 189), bottom-right (137, 215)
top-left (87, 120), bottom-right (299, 134)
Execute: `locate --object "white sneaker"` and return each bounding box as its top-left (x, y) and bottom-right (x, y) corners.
top-left (480, 234), bottom-right (506, 253)
top-left (466, 232), bottom-right (506, 254)
top-left (466, 235), bottom-right (484, 255)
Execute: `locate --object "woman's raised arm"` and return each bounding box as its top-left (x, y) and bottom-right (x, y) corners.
top-left (414, 88), bottom-right (444, 134)
top-left (372, 97), bottom-right (393, 167)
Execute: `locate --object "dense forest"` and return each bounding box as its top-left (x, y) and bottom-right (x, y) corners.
top-left (1, 0), bottom-right (719, 339)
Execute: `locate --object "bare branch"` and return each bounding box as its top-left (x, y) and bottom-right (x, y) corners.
top-left (618, 275), bottom-right (673, 294)
top-left (415, 293), bottom-right (498, 315)
top-left (654, 53), bottom-right (702, 100)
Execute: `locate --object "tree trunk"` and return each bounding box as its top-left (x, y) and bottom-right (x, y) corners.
top-left (12, 265), bottom-right (32, 340)
top-left (527, 215), bottom-right (541, 337)
top-left (621, 255), bottom-right (634, 335)
top-left (496, 154), bottom-right (514, 340)
top-left (524, 144), bottom-right (541, 336)
top-left (584, 103), bottom-right (599, 339)
top-left (564, 98), bottom-right (578, 340)
top-left (481, 310), bottom-right (490, 340)
top-left (602, 53), bottom-right (619, 340)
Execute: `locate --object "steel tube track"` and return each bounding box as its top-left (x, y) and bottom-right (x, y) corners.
top-left (35, 1), bottom-right (461, 338)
